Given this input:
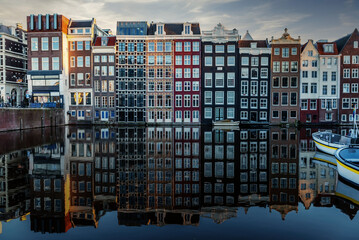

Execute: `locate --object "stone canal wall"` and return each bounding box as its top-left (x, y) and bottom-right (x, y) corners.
top-left (0, 108), bottom-right (65, 132)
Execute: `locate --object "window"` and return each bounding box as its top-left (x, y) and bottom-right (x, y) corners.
top-left (353, 69), bottom-right (359, 78)
top-left (228, 56), bottom-right (235, 66)
top-left (227, 45), bottom-right (235, 53)
top-left (344, 69), bottom-right (350, 78)
top-left (205, 45), bottom-right (212, 53)
top-left (343, 98), bottom-right (350, 109)
top-left (331, 72), bottom-right (337, 81)
top-left (352, 83), bottom-right (358, 93)
top-left (312, 60), bottom-right (317, 67)
top-left (331, 85), bottom-right (336, 95)
top-left (157, 42), bottom-right (163, 52)
top-left (311, 83), bottom-right (317, 93)
top-left (302, 83), bottom-right (308, 93)
top-left (302, 71), bottom-right (308, 78)
top-left (344, 56), bottom-right (350, 64)
top-left (215, 57), bottom-right (224, 66)
top-left (31, 58), bottom-right (39, 70)
top-left (301, 100), bottom-right (308, 110)
top-left (193, 42), bottom-right (199, 51)
top-left (282, 77), bottom-right (288, 87)
top-left (273, 61), bottom-right (280, 72)
top-left (184, 42), bottom-right (191, 52)
top-left (273, 77), bottom-right (279, 88)
top-left (77, 56), bottom-right (83, 67)
top-left (282, 62), bottom-right (289, 72)
top-left (52, 37), bottom-right (59, 50)
top-left (308, 50), bottom-right (313, 56)
top-left (241, 68), bottom-right (249, 78)
top-left (215, 73), bottom-right (224, 87)
top-left (215, 45), bottom-right (224, 53)
top-left (261, 57), bottom-right (268, 66)
top-left (282, 48), bottom-right (289, 57)
top-left (227, 91), bottom-right (235, 105)
top-left (52, 57), bottom-right (59, 70)
top-left (184, 68), bottom-right (191, 78)
top-left (251, 68), bottom-right (258, 79)
top-left (148, 42), bottom-right (155, 52)
top-left (193, 68), bottom-right (199, 78)
top-left (205, 108), bottom-right (212, 118)
top-left (274, 48), bottom-right (280, 55)
top-left (85, 56), bottom-right (90, 67)
top-left (355, 41), bottom-right (359, 48)
top-left (227, 72), bottom-right (235, 87)
top-left (323, 71), bottom-right (328, 81)
top-left (193, 81), bottom-right (199, 91)
top-left (291, 47), bottom-right (297, 55)
top-left (251, 57), bottom-right (259, 66)
top-left (302, 60), bottom-right (308, 67)
top-left (193, 55), bottom-right (199, 65)
top-left (291, 62), bottom-right (298, 72)
top-left (242, 57), bottom-right (249, 65)
top-left (215, 91), bottom-right (224, 104)
top-left (205, 73), bottom-right (212, 87)
top-left (204, 91), bottom-right (212, 104)
top-left (312, 71), bottom-right (317, 78)
top-left (101, 66), bottom-right (107, 76)
top-left (241, 81), bottom-right (248, 95)
top-left (77, 41), bottom-right (83, 50)
top-left (85, 41), bottom-right (91, 50)
top-left (205, 57), bottom-right (212, 66)
top-left (42, 57), bottom-right (49, 70)
top-left (31, 38), bottom-right (38, 51)
top-left (343, 83), bottom-right (350, 93)
top-left (282, 93), bottom-right (288, 105)
top-left (41, 37), bottom-right (48, 51)
top-left (322, 85), bottom-right (327, 95)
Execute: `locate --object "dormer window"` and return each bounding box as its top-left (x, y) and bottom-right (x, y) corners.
top-left (85, 28), bottom-right (91, 34)
top-left (157, 25), bottom-right (163, 35)
top-left (324, 44), bottom-right (333, 53)
top-left (70, 29), bottom-right (75, 34)
top-left (77, 29), bottom-right (83, 34)
top-left (250, 42), bottom-right (257, 48)
top-left (101, 38), bottom-right (108, 46)
top-left (185, 25), bottom-right (190, 35)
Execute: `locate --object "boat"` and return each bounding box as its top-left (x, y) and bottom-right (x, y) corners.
top-left (312, 151), bottom-right (337, 166)
top-left (212, 119), bottom-right (240, 127)
top-left (335, 146), bottom-right (359, 186)
top-left (336, 177), bottom-right (359, 206)
top-left (312, 108), bottom-right (359, 155)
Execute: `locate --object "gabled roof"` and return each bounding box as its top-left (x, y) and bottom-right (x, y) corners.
top-left (0, 24), bottom-right (12, 35)
top-left (334, 28), bottom-right (359, 53)
top-left (317, 42), bottom-right (339, 55)
top-left (93, 36), bottom-right (116, 46)
top-left (301, 42), bottom-right (308, 52)
top-left (242, 30), bottom-right (253, 40)
top-left (148, 23), bottom-right (200, 35)
top-left (69, 19), bottom-right (94, 28)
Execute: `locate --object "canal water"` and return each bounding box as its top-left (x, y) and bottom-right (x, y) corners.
top-left (0, 126), bottom-right (357, 240)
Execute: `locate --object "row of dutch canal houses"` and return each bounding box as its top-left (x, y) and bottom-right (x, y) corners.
top-left (1, 126), bottom-right (359, 232)
top-left (21, 13), bottom-right (359, 125)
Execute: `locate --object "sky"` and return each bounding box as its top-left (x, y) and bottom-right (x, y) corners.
top-left (0, 0), bottom-right (358, 42)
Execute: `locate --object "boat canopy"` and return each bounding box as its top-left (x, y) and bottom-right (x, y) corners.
top-left (339, 148), bottom-right (359, 163)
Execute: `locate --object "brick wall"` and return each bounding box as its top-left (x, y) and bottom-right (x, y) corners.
top-left (0, 108), bottom-right (64, 132)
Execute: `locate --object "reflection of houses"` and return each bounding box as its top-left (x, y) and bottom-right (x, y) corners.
top-left (269, 127), bottom-right (299, 220)
top-left (146, 127), bottom-right (173, 210)
top-left (93, 127), bottom-right (117, 216)
top-left (0, 150), bottom-right (30, 221)
top-left (29, 142), bottom-right (71, 233)
top-left (174, 127), bottom-right (200, 210)
top-left (238, 128), bottom-right (270, 207)
top-left (117, 127), bottom-right (146, 212)
top-left (67, 127), bottom-right (97, 228)
top-left (201, 127), bottom-right (238, 208)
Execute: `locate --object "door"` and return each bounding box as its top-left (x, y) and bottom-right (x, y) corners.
top-left (101, 111), bottom-right (109, 121)
top-left (281, 111), bottom-right (288, 122)
top-left (250, 112), bottom-right (257, 122)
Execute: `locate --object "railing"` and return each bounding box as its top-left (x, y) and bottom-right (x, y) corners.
top-left (29, 102), bottom-right (63, 108)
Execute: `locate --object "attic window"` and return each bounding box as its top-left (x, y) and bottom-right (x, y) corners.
top-left (77, 29), bottom-right (83, 34)
top-left (157, 25), bottom-right (163, 35)
top-left (250, 42), bottom-right (257, 48)
top-left (70, 29), bottom-right (75, 34)
top-left (324, 44), bottom-right (333, 53)
top-left (354, 41), bottom-right (358, 48)
top-left (185, 25), bottom-right (190, 34)
top-left (101, 38), bottom-right (108, 46)
top-left (85, 28), bottom-right (91, 34)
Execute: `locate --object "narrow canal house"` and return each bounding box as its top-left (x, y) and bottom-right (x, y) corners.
top-left (238, 31), bottom-right (271, 124)
top-left (270, 28), bottom-right (301, 124)
top-left (116, 21), bottom-right (147, 123)
top-left (201, 24), bottom-right (239, 124)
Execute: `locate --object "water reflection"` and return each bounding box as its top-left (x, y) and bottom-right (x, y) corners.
top-left (0, 126), bottom-right (358, 235)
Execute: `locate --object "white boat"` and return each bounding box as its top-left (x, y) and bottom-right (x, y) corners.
top-left (335, 146), bottom-right (359, 186)
top-left (212, 120), bottom-right (240, 127)
top-left (313, 151), bottom-right (337, 166)
top-left (312, 132), bottom-right (351, 155)
top-left (336, 177), bottom-right (359, 206)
